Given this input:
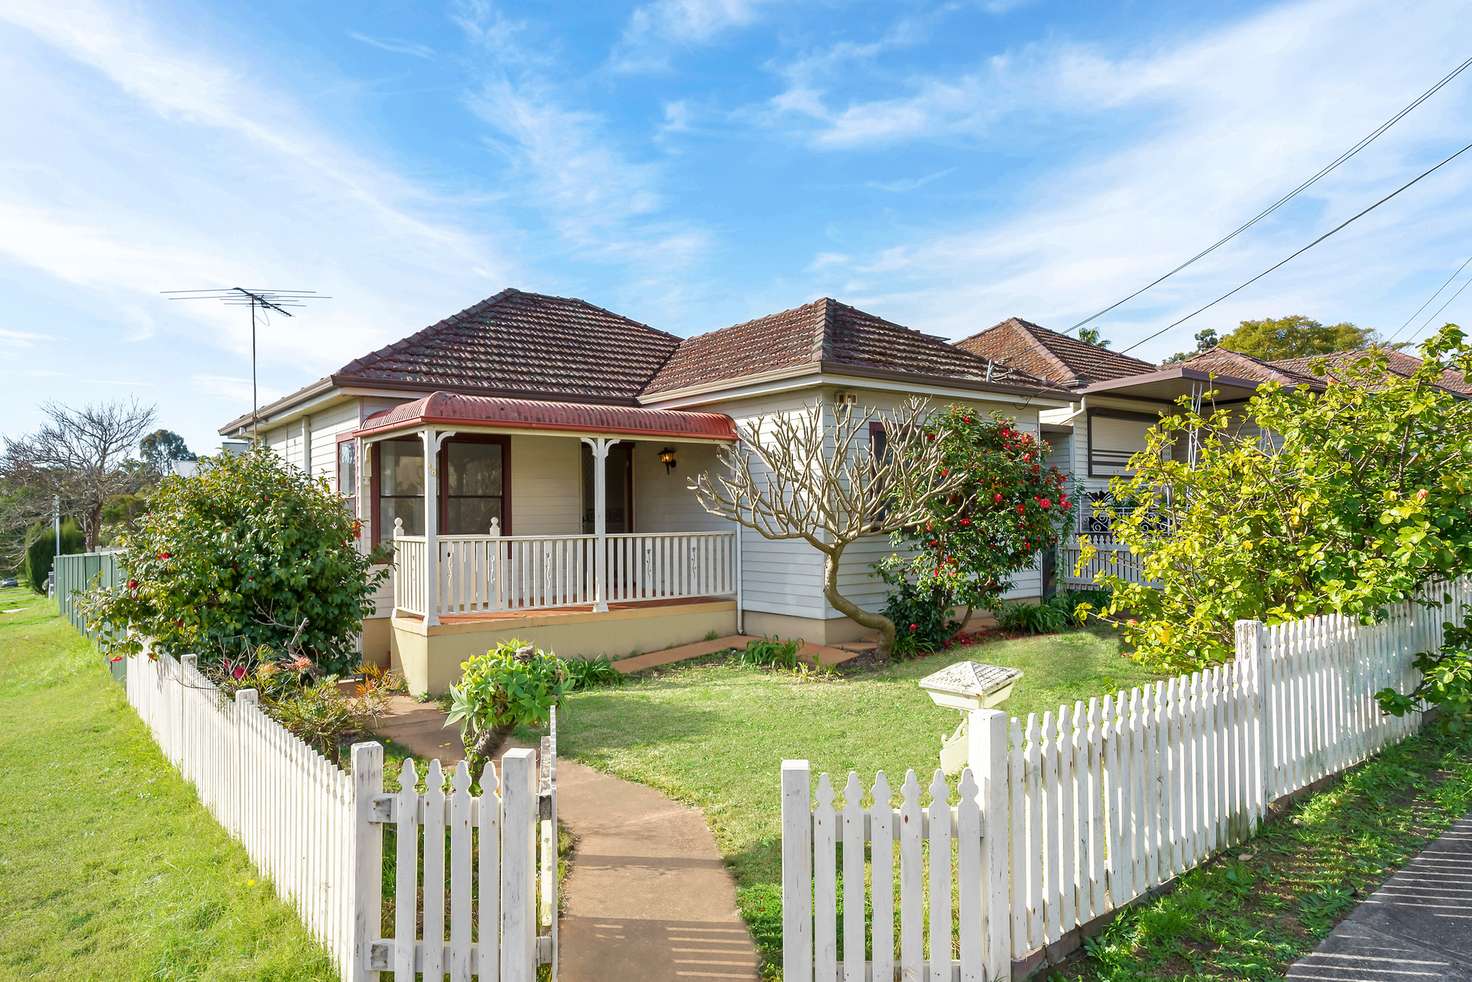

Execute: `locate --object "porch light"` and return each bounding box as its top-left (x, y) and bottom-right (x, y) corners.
top-left (658, 447), bottom-right (678, 473)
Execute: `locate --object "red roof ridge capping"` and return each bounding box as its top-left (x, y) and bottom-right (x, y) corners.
top-left (355, 391), bottom-right (739, 442)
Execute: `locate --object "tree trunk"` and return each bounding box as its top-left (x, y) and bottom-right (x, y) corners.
top-left (84, 504), bottom-right (102, 553)
top-left (822, 546), bottom-right (897, 655)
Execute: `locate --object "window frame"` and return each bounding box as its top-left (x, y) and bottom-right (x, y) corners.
top-left (370, 434), bottom-right (513, 546)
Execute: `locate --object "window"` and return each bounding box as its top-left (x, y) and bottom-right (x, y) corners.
top-left (336, 440), bottom-right (357, 516)
top-left (377, 438), bottom-right (424, 539)
top-left (444, 439), bottom-right (506, 534)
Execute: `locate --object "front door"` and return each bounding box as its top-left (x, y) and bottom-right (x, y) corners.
top-left (581, 442), bottom-right (633, 533)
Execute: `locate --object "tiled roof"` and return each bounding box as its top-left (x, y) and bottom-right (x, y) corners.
top-left (334, 288), bottom-right (681, 404)
top-left (642, 298), bottom-right (1058, 396)
top-left (355, 392), bottom-right (738, 441)
top-left (953, 318), bottom-right (1158, 390)
top-left (1271, 348), bottom-right (1472, 397)
top-left (1180, 347), bottom-right (1325, 389)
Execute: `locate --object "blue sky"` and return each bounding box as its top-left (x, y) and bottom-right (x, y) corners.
top-left (2, 0), bottom-right (1470, 453)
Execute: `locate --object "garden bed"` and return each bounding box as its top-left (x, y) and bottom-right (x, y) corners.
top-left (554, 624), bottom-right (1160, 974)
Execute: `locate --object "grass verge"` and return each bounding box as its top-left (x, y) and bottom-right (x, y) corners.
top-left (1060, 721), bottom-right (1472, 980)
top-left (0, 586), bottom-right (336, 981)
top-left (556, 625), bottom-right (1158, 975)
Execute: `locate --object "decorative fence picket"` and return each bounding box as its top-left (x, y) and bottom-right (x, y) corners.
top-left (785, 576), bottom-right (1469, 979)
top-left (122, 648), bottom-right (557, 981)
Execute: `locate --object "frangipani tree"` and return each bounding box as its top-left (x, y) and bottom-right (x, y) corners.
top-left (690, 397), bottom-right (970, 653)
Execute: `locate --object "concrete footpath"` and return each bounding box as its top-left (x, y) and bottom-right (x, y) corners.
top-left (376, 695), bottom-right (760, 982)
top-left (1286, 811), bottom-right (1472, 981)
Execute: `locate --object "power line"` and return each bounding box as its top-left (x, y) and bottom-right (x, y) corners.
top-left (1402, 271), bottom-right (1472, 345)
top-left (1065, 55), bottom-right (1472, 337)
top-left (1120, 139), bottom-right (1472, 355)
top-left (1386, 253), bottom-right (1472, 344)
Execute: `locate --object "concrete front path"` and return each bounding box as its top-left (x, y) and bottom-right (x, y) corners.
top-left (1286, 811), bottom-right (1472, 982)
top-left (375, 695), bottom-right (761, 982)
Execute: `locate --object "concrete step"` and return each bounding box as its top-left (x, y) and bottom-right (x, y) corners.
top-left (610, 634), bottom-right (755, 674)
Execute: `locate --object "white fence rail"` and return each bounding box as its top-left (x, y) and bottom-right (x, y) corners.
top-left (123, 649), bottom-right (557, 981)
top-left (394, 528), bottom-right (736, 617)
top-left (784, 577), bottom-right (1467, 980)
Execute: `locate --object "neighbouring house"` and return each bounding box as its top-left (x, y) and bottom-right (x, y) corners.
top-left (957, 320), bottom-right (1472, 588)
top-left (221, 289), bottom-right (1072, 693)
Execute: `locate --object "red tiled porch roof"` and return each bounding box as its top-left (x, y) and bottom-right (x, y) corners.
top-left (354, 391), bottom-right (738, 442)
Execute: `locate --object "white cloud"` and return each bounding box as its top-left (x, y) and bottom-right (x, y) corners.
top-left (0, 0), bottom-right (518, 386)
top-left (347, 32), bottom-right (434, 59)
top-left (802, 0), bottom-right (1472, 360)
top-left (866, 168), bottom-right (956, 193)
top-left (0, 327), bottom-right (51, 347)
top-left (612, 0), bottom-right (769, 73)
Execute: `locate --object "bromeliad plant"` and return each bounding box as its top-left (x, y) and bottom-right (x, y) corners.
top-left (446, 640), bottom-right (569, 767)
top-left (880, 406), bottom-right (1075, 643)
top-left (80, 446), bottom-right (387, 676)
top-left (1089, 325), bottom-right (1472, 676)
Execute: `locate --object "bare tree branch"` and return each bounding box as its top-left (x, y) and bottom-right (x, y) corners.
top-left (1, 399), bottom-right (156, 552)
top-left (689, 397), bottom-right (970, 653)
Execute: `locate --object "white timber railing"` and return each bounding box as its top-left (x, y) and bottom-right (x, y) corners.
top-left (123, 648), bottom-right (557, 981)
top-left (393, 523), bottom-right (736, 618)
top-left (783, 577), bottom-right (1467, 980)
top-left (1058, 541), bottom-right (1152, 589)
top-left (605, 531), bottom-right (737, 604)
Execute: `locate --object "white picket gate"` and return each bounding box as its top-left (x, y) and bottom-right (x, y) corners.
top-left (783, 577), bottom-right (1467, 980)
top-left (123, 649), bottom-right (558, 981)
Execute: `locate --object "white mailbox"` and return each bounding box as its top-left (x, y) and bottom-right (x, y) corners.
top-left (919, 661), bottom-right (1022, 775)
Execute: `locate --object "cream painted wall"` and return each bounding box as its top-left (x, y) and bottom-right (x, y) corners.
top-left (507, 434), bottom-right (581, 536)
top-left (631, 441), bottom-right (727, 533)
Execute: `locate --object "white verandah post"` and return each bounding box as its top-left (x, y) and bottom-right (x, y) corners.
top-left (580, 436), bottom-right (618, 613)
top-left (421, 427), bottom-right (456, 626)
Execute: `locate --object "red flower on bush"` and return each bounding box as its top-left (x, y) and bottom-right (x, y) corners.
top-left (959, 517), bottom-right (971, 526)
top-left (127, 579), bottom-right (138, 590)
top-left (231, 664), bottom-right (246, 680)
top-left (993, 492), bottom-right (1004, 503)
top-left (1016, 503), bottom-right (1025, 514)
top-left (909, 623), bottom-right (918, 632)
top-left (1038, 497), bottom-right (1052, 509)
top-left (157, 551), bottom-right (171, 560)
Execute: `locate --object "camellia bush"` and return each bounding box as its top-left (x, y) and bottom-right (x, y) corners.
top-left (882, 407), bottom-right (1075, 654)
top-left (1090, 324), bottom-right (1472, 676)
top-left (81, 446), bottom-right (387, 676)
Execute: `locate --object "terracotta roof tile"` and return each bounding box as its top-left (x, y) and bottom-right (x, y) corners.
top-left (334, 288), bottom-right (681, 404)
top-left (954, 318), bottom-right (1157, 389)
top-left (1271, 348), bottom-right (1472, 397)
top-left (642, 298), bottom-right (1057, 396)
top-left (1181, 347), bottom-right (1325, 389)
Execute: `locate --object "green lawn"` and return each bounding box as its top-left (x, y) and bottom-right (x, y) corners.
top-left (556, 626), bottom-right (1159, 970)
top-left (1066, 721), bottom-right (1472, 980)
top-left (0, 586), bottom-right (336, 981)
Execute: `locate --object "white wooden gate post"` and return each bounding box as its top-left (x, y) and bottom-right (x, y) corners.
top-left (967, 708), bottom-right (1012, 981)
top-left (580, 437), bottom-right (616, 613)
top-left (350, 742), bottom-right (384, 982)
top-left (781, 759), bottom-right (813, 982)
top-left (502, 749), bottom-right (537, 979)
top-left (1236, 619), bottom-right (1272, 827)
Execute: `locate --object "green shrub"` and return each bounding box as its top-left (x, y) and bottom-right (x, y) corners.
top-left (20, 519), bottom-right (85, 592)
top-left (79, 447), bottom-right (387, 676)
top-left (995, 600), bottom-right (1068, 635)
top-left (446, 640), bottom-right (569, 767)
top-left (881, 578), bottom-right (956, 658)
top-left (1378, 609), bottom-right (1472, 725)
top-left (563, 655), bottom-right (623, 691)
top-left (737, 637), bottom-right (802, 671)
top-left (1047, 588), bottom-right (1112, 627)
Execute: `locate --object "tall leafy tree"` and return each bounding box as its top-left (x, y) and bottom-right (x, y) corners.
top-left (1077, 326), bottom-right (1111, 348)
top-left (1162, 327), bottom-right (1219, 364)
top-left (139, 428), bottom-right (196, 476)
top-left (1221, 315), bottom-right (1376, 360)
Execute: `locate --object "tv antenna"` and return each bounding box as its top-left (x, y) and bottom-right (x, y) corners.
top-left (162, 287), bottom-right (330, 439)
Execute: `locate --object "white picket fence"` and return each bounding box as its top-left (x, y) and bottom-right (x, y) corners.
top-left (783, 577), bottom-right (1467, 980)
top-left (123, 649), bottom-right (558, 981)
top-left (1058, 542), bottom-right (1152, 589)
